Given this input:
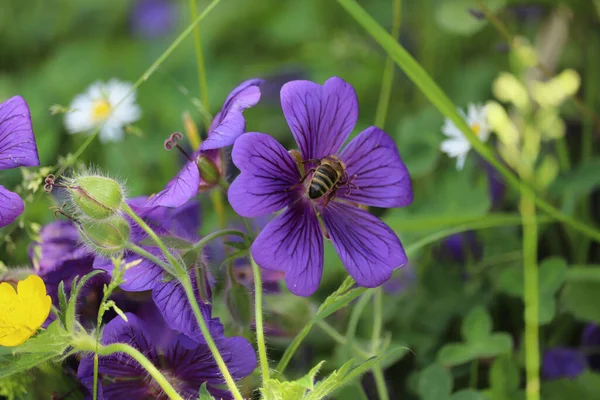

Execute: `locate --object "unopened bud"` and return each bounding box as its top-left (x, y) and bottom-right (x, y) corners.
top-left (77, 216), bottom-right (130, 254)
top-left (69, 175), bottom-right (124, 220)
top-left (197, 155), bottom-right (221, 185)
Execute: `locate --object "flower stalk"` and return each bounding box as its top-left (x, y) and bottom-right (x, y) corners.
top-left (121, 202), bottom-right (244, 400)
top-left (73, 336), bottom-right (184, 400)
top-left (251, 255), bottom-right (270, 381)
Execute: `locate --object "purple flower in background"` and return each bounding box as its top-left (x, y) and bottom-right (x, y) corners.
top-left (383, 263), bottom-right (416, 294)
top-left (0, 96), bottom-right (40, 227)
top-left (29, 221), bottom-right (96, 301)
top-left (78, 312), bottom-right (256, 399)
top-left (94, 198), bottom-right (212, 342)
top-left (131, 0), bottom-right (177, 39)
top-left (228, 77), bottom-right (413, 296)
top-left (145, 79), bottom-right (264, 208)
top-left (440, 231), bottom-right (482, 264)
top-left (542, 348), bottom-right (586, 380)
top-left (582, 324), bottom-right (600, 370)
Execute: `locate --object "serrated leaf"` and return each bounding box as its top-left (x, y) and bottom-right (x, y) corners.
top-left (197, 382), bottom-right (215, 400)
top-left (65, 270), bottom-right (104, 332)
top-left (418, 363), bottom-right (452, 400)
top-left (261, 379), bottom-right (307, 400)
top-left (295, 361), bottom-right (325, 390)
top-left (0, 352), bottom-right (58, 379)
top-left (462, 306), bottom-right (492, 343)
top-left (9, 320), bottom-right (70, 356)
top-left (57, 280), bottom-right (67, 328)
top-left (315, 287), bottom-right (366, 321)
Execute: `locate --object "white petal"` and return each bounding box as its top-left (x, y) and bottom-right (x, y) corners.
top-left (456, 153), bottom-right (467, 170)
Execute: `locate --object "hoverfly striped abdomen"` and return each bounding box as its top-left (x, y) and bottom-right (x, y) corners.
top-left (308, 156), bottom-right (345, 200)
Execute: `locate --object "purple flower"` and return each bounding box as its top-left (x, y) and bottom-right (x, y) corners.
top-left (130, 0), bottom-right (177, 39)
top-left (542, 348), bottom-right (586, 380)
top-left (228, 77), bottom-right (413, 296)
top-left (440, 231), bottom-right (482, 264)
top-left (0, 96), bottom-right (40, 227)
top-left (582, 324), bottom-right (600, 370)
top-left (382, 263), bottom-right (416, 294)
top-left (29, 221), bottom-right (97, 300)
top-left (145, 79), bottom-right (263, 208)
top-left (78, 312), bottom-right (256, 399)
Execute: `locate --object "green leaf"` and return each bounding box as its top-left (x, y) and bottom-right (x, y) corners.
top-left (561, 280), bottom-right (600, 323)
top-left (566, 267), bottom-right (600, 282)
top-left (451, 389), bottom-right (488, 400)
top-left (57, 280), bottom-right (67, 327)
top-left (435, 0), bottom-right (506, 36)
top-left (315, 287), bottom-right (367, 321)
top-left (539, 258), bottom-right (567, 293)
top-left (472, 334), bottom-right (512, 358)
top-left (438, 343), bottom-right (479, 367)
top-left (226, 281), bottom-right (252, 329)
top-left (0, 352), bottom-right (58, 379)
top-left (438, 334), bottom-right (512, 366)
top-left (417, 363), bottom-right (452, 400)
top-left (261, 379), bottom-right (306, 400)
top-left (542, 371), bottom-right (600, 400)
top-left (66, 270), bottom-right (104, 332)
top-left (304, 348), bottom-right (405, 400)
top-left (488, 355), bottom-right (519, 400)
top-left (462, 306), bottom-right (491, 343)
top-left (8, 320), bottom-right (70, 356)
top-left (197, 382), bottom-right (215, 400)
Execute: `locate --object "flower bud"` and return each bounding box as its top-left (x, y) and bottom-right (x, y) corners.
top-left (196, 155), bottom-right (221, 185)
top-left (69, 175), bottom-right (124, 220)
top-left (77, 216), bottom-right (130, 254)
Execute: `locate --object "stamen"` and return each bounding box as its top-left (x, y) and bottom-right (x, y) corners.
top-left (44, 174), bottom-right (69, 193)
top-left (163, 132), bottom-right (194, 162)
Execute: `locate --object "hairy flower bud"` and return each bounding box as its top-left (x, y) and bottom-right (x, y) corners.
top-left (196, 155), bottom-right (221, 185)
top-left (77, 216), bottom-right (130, 254)
top-left (68, 175), bottom-right (124, 220)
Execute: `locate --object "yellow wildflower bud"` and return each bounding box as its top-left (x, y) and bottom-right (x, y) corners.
top-left (513, 37), bottom-right (538, 68)
top-left (536, 155), bottom-right (559, 190)
top-left (531, 69), bottom-right (581, 108)
top-left (0, 275), bottom-right (51, 347)
top-left (493, 73), bottom-right (530, 112)
top-left (535, 108), bottom-right (566, 140)
top-left (486, 101), bottom-right (519, 146)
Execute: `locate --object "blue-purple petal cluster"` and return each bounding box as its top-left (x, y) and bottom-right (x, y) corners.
top-left (0, 96), bottom-right (40, 227)
top-left (228, 77), bottom-right (413, 296)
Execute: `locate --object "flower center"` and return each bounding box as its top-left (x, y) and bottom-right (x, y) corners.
top-left (471, 123), bottom-right (481, 136)
top-left (91, 99), bottom-right (112, 122)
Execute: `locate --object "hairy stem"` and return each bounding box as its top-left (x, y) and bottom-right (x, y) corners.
top-left (74, 338), bottom-right (184, 400)
top-left (126, 242), bottom-right (173, 272)
top-left (251, 255), bottom-right (270, 381)
top-left (371, 288), bottom-right (383, 353)
top-left (316, 320), bottom-right (371, 359)
top-left (179, 275), bottom-right (244, 400)
top-left (190, 229), bottom-right (246, 253)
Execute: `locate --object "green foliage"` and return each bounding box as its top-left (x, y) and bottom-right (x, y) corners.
top-left (262, 361), bottom-right (324, 400)
top-left (417, 363), bottom-right (488, 400)
top-left (65, 270), bottom-right (105, 333)
top-left (541, 371), bottom-right (600, 400)
top-left (435, 0), bottom-right (506, 36)
top-left (438, 307), bottom-right (512, 366)
top-left (485, 355), bottom-right (524, 400)
top-left (197, 382), bottom-right (216, 400)
top-left (496, 257), bottom-right (567, 324)
top-left (561, 279), bottom-right (600, 324)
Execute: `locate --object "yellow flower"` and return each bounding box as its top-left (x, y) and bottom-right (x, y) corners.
top-left (0, 275), bottom-right (51, 347)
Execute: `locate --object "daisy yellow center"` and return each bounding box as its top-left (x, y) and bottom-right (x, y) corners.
top-left (91, 99), bottom-right (112, 121)
top-left (471, 123), bottom-right (481, 136)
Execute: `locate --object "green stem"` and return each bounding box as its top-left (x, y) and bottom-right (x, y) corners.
top-left (189, 0), bottom-right (211, 132)
top-left (336, 0), bottom-right (600, 244)
top-left (374, 0), bottom-right (402, 128)
top-left (250, 256), bottom-right (270, 381)
top-left (75, 338), bottom-right (184, 400)
top-left (123, 203), bottom-right (243, 400)
top-left (371, 288), bottom-right (383, 353)
top-left (470, 359), bottom-right (479, 388)
top-left (179, 275), bottom-right (244, 400)
top-left (316, 320), bottom-right (371, 358)
top-left (555, 137), bottom-right (570, 172)
top-left (121, 203), bottom-right (183, 276)
top-left (346, 292), bottom-right (374, 346)
top-left (521, 182), bottom-right (540, 400)
top-left (126, 242), bottom-right (173, 272)
top-left (190, 229), bottom-right (246, 253)
top-left (372, 367), bottom-right (390, 400)
top-left (93, 354), bottom-right (99, 400)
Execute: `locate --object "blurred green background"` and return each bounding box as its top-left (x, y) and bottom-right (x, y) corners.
top-left (2, 0), bottom-right (600, 399)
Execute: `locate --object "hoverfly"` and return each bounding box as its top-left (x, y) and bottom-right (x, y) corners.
top-left (294, 155), bottom-right (357, 208)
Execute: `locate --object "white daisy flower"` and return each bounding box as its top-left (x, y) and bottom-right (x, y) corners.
top-left (440, 103), bottom-right (490, 170)
top-left (65, 79), bottom-right (141, 143)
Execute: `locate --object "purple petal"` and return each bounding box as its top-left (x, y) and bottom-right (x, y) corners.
top-left (280, 77), bottom-right (358, 160)
top-left (201, 79), bottom-right (264, 151)
top-left (322, 202), bottom-right (407, 288)
top-left (130, 197), bottom-right (201, 242)
top-left (130, 0), bottom-right (176, 39)
top-left (252, 201), bottom-right (324, 296)
top-left (215, 336), bottom-right (258, 379)
top-left (228, 132), bottom-right (301, 217)
top-left (0, 96), bottom-right (40, 169)
top-left (144, 160), bottom-right (200, 208)
top-left (338, 126), bottom-right (413, 208)
top-left (152, 272), bottom-right (213, 343)
top-left (0, 185), bottom-right (24, 228)
top-left (542, 348), bottom-right (586, 380)
top-left (93, 248), bottom-right (164, 292)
